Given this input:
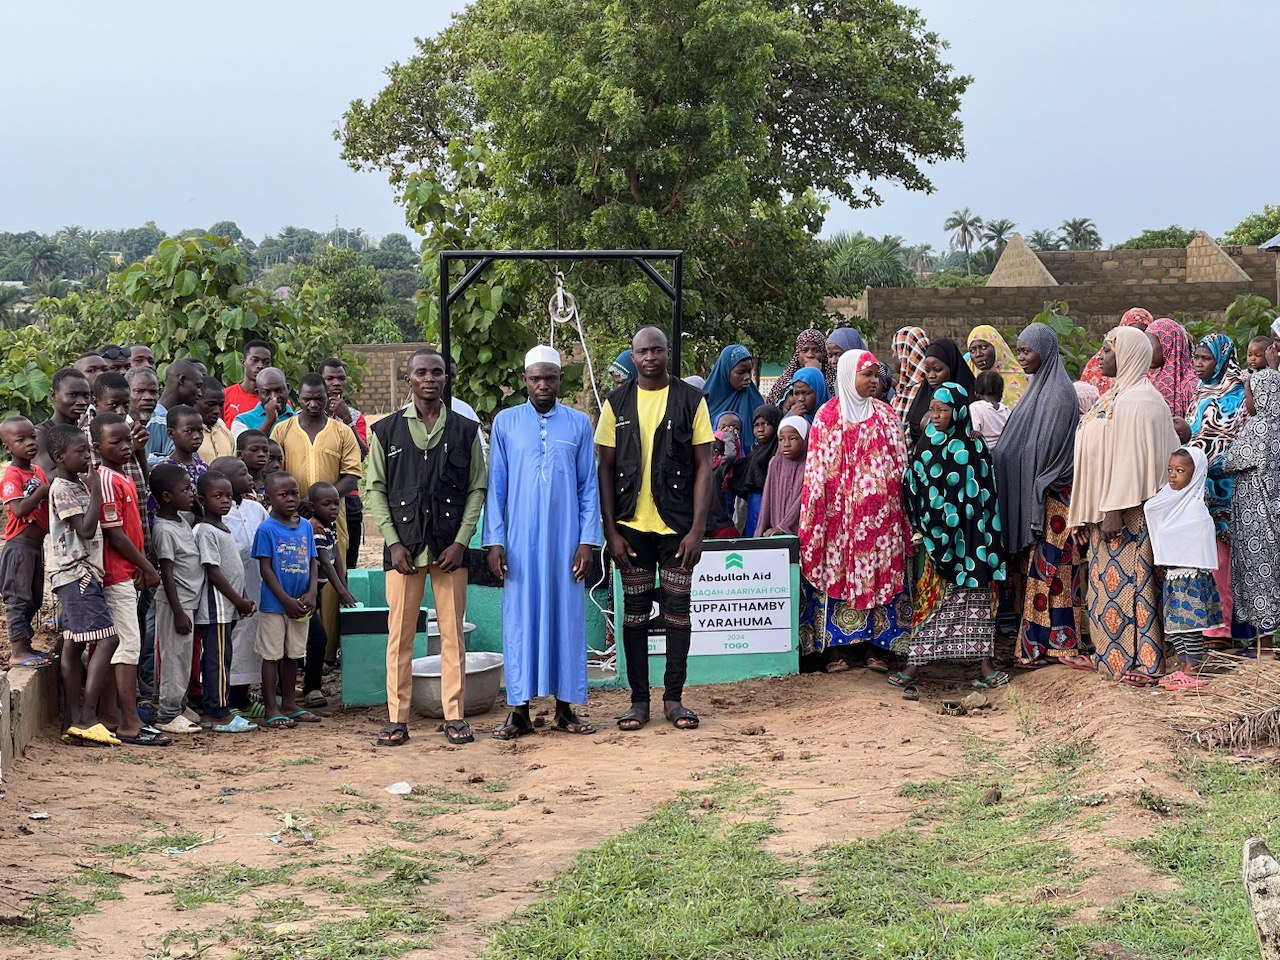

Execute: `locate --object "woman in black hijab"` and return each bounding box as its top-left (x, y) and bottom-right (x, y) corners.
top-left (904, 338), bottom-right (974, 448)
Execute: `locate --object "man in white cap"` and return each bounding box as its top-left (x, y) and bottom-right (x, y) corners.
top-left (483, 346), bottom-right (602, 738)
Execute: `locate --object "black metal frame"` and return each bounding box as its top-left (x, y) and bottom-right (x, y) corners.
top-left (438, 249), bottom-right (684, 399)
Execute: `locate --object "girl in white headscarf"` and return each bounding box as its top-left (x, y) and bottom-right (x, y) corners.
top-left (1144, 445), bottom-right (1221, 689)
top-left (755, 416), bottom-right (809, 537)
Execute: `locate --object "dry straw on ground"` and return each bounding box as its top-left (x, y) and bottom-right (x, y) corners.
top-left (1174, 652), bottom-right (1280, 750)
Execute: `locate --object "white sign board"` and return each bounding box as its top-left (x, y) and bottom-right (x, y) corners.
top-left (647, 543), bottom-right (794, 656)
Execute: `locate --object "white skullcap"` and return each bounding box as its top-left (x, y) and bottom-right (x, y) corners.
top-left (779, 415), bottom-right (810, 440)
top-left (524, 345), bottom-right (562, 369)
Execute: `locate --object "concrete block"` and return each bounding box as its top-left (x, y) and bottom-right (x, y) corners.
top-left (6, 663), bottom-right (59, 759)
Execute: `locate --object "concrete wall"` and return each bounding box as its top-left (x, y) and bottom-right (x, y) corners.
top-left (851, 281), bottom-right (1270, 343)
top-left (1038, 248), bottom-right (1187, 285)
top-left (346, 342), bottom-right (436, 414)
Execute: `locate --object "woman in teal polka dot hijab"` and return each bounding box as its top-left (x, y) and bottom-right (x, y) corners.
top-left (893, 382), bottom-right (1010, 696)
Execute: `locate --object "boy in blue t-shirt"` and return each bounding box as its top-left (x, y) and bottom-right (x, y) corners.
top-left (252, 472), bottom-right (319, 728)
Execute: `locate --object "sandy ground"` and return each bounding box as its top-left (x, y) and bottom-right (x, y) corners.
top-left (0, 654), bottom-right (1205, 960)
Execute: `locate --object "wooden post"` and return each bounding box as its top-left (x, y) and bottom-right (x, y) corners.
top-left (1244, 838), bottom-right (1280, 960)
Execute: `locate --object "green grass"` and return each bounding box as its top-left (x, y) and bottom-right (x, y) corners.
top-left (94, 828), bottom-right (206, 858)
top-left (0, 866), bottom-right (125, 946)
top-left (284, 755), bottom-right (321, 766)
top-left (487, 759), bottom-right (1280, 960)
top-left (163, 864), bottom-right (293, 911)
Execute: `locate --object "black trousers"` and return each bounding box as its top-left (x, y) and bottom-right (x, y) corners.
top-left (618, 528), bottom-right (693, 704)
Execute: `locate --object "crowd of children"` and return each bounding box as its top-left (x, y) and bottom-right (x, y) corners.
top-left (1, 345), bottom-right (356, 747)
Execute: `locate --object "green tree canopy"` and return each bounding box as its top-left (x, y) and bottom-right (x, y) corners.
top-left (1112, 225), bottom-right (1197, 250)
top-left (822, 232), bottom-right (915, 295)
top-left (289, 248), bottom-right (398, 344)
top-left (338, 0), bottom-right (969, 400)
top-left (1222, 204), bottom-right (1280, 246)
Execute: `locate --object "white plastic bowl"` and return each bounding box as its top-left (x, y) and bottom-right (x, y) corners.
top-left (410, 652), bottom-right (504, 718)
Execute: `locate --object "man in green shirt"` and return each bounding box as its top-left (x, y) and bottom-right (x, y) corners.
top-left (365, 348), bottom-right (486, 746)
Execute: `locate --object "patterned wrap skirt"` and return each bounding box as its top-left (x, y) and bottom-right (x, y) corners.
top-left (1086, 507), bottom-right (1167, 678)
top-left (1015, 488), bottom-right (1083, 663)
top-left (799, 580), bottom-right (912, 654)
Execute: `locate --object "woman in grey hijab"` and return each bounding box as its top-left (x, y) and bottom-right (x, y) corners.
top-left (991, 321), bottom-right (1082, 666)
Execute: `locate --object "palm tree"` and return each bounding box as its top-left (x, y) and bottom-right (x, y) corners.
top-left (0, 286), bottom-right (25, 329)
top-left (903, 243), bottom-right (937, 276)
top-left (1060, 217), bottom-right (1102, 251)
top-left (823, 232), bottom-right (916, 294)
top-left (16, 240), bottom-right (64, 283)
top-left (980, 218), bottom-right (1016, 255)
top-left (943, 208), bottom-right (984, 273)
top-left (1027, 229), bottom-right (1061, 251)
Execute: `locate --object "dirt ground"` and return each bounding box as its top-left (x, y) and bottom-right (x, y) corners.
top-left (0, 654), bottom-right (1208, 960)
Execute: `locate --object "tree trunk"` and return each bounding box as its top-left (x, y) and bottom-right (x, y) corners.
top-left (1244, 838), bottom-right (1280, 960)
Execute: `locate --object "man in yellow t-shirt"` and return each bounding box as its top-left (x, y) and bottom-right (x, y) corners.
top-left (595, 326), bottom-right (712, 734)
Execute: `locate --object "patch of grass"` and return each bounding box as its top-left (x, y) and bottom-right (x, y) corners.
top-left (95, 828), bottom-right (205, 858)
top-left (489, 749), bottom-right (1280, 960)
top-left (317, 800), bottom-right (381, 815)
top-left (334, 783), bottom-right (361, 796)
top-left (1007, 687), bottom-right (1036, 736)
top-left (0, 865), bottom-right (127, 947)
top-left (478, 778), bottom-right (509, 793)
top-left (229, 908), bottom-right (438, 960)
top-left (1033, 735), bottom-right (1098, 771)
top-left (285, 755), bottom-right (321, 766)
top-left (163, 864), bottom-right (292, 912)
top-left (386, 820), bottom-right (458, 844)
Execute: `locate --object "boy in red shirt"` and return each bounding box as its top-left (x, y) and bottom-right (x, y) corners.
top-left (1, 416), bottom-right (51, 668)
top-left (93, 413), bottom-right (168, 746)
top-left (222, 340), bottom-right (273, 426)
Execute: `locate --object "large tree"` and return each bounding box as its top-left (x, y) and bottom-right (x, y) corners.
top-left (1222, 204), bottom-right (1280, 246)
top-left (1112, 225), bottom-right (1196, 250)
top-left (338, 0), bottom-right (969, 399)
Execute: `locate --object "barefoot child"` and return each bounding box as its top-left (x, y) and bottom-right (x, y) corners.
top-left (236, 429), bottom-right (270, 502)
top-left (195, 470), bottom-right (259, 732)
top-left (755, 415), bottom-right (808, 537)
top-left (93, 414), bottom-right (168, 746)
top-left (302, 482), bottom-right (357, 708)
top-left (1, 416), bottom-right (51, 668)
top-left (46, 425), bottom-right (120, 745)
top-left (253, 472), bottom-right (320, 728)
top-left (150, 464), bottom-right (206, 734)
top-left (1145, 446), bottom-right (1221, 689)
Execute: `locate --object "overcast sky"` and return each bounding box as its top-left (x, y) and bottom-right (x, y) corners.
top-left (2, 1), bottom-right (1276, 250)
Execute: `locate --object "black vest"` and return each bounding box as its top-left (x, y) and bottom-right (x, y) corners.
top-left (371, 406), bottom-right (479, 566)
top-left (607, 377), bottom-right (701, 536)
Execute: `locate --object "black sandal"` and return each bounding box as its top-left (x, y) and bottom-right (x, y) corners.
top-left (550, 707), bottom-right (596, 735)
top-left (445, 720), bottom-right (474, 744)
top-left (492, 711), bottom-right (537, 740)
top-left (615, 703), bottom-right (650, 731)
top-left (901, 683), bottom-right (919, 702)
top-left (377, 724), bottom-right (410, 747)
top-left (665, 703), bottom-right (700, 730)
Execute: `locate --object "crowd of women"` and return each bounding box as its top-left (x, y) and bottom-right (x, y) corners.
top-left (620, 309), bottom-right (1280, 699)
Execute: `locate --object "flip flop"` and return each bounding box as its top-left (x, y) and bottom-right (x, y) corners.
top-left (156, 716), bottom-right (202, 735)
top-left (213, 715), bottom-right (258, 733)
top-left (261, 715), bottom-right (297, 729)
top-left (887, 671), bottom-right (916, 689)
top-left (67, 723), bottom-right (121, 746)
top-left (1158, 670), bottom-right (1207, 691)
top-left (286, 710), bottom-right (322, 723)
top-left (973, 671), bottom-right (1011, 689)
top-left (8, 652), bottom-right (55, 669)
top-left (1061, 655), bottom-right (1097, 673)
top-left (117, 728), bottom-right (173, 746)
top-left (1119, 672), bottom-right (1157, 688)
top-left (303, 691), bottom-right (328, 708)
top-left (901, 683), bottom-right (920, 702)
top-left (865, 657), bottom-right (891, 674)
top-left (824, 659), bottom-right (851, 674)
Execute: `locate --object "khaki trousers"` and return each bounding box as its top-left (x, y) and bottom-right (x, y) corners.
top-left (385, 564), bottom-right (468, 723)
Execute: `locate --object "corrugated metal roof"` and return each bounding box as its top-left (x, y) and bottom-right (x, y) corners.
top-left (1261, 232), bottom-right (1280, 251)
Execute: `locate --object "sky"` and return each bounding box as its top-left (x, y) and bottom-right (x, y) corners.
top-left (2, 1), bottom-right (1277, 251)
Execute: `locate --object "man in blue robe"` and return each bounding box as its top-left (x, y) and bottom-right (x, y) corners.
top-left (484, 345), bottom-right (602, 738)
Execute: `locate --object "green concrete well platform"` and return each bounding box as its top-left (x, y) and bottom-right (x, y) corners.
top-left (339, 568), bottom-right (610, 707)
